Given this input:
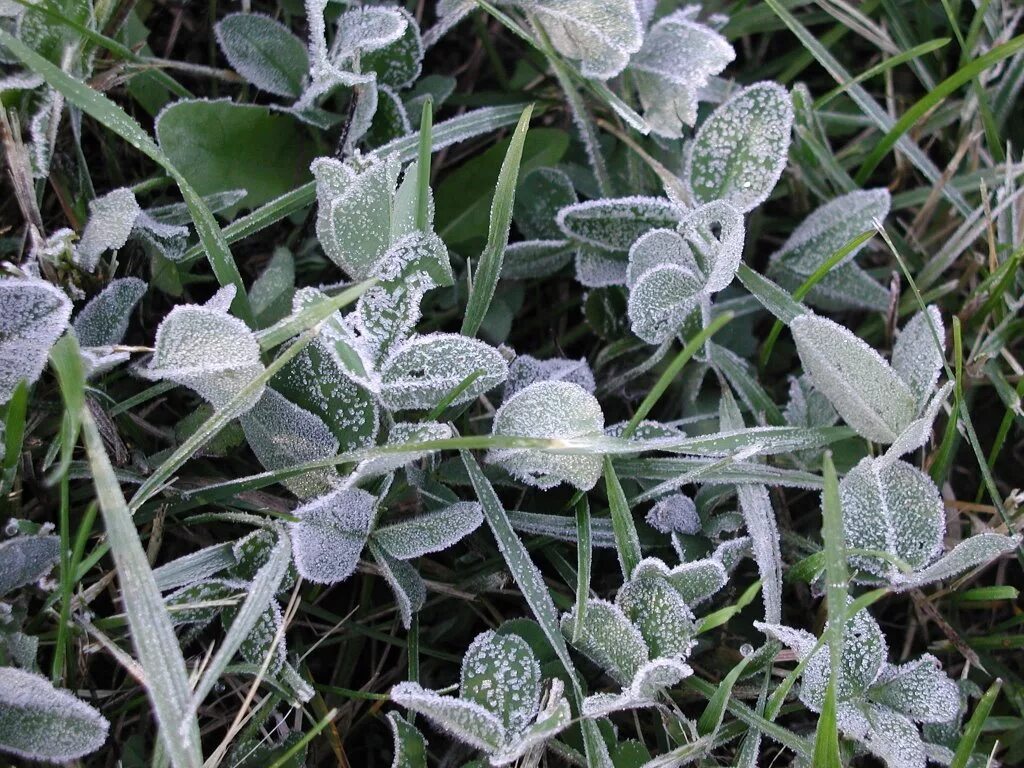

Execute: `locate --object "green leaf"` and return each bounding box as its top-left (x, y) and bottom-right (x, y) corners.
top-left (373, 502), bottom-right (484, 560)
top-left (288, 488), bottom-right (376, 584)
top-left (0, 535), bottom-right (59, 597)
top-left (215, 13), bottom-right (309, 98)
top-left (391, 682), bottom-right (505, 752)
top-left (0, 667), bottom-right (109, 762)
top-left (461, 630), bottom-right (541, 734)
top-left (950, 679), bottom-right (1000, 768)
top-left (386, 712), bottom-right (428, 768)
top-left (156, 100), bottom-right (315, 217)
top-left (560, 598), bottom-right (648, 686)
top-left (0, 277), bottom-right (72, 405)
top-left (603, 456), bottom-right (643, 578)
top-left (461, 105), bottom-right (534, 336)
top-left (697, 655), bottom-right (752, 736)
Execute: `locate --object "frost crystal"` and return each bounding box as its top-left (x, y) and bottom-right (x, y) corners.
top-left (557, 196), bottom-right (682, 252)
top-left (0, 277), bottom-right (72, 405)
top-left (629, 10), bottom-right (734, 137)
top-left (374, 501), bottom-right (484, 560)
top-left (645, 494), bottom-right (700, 535)
top-left (288, 487), bottom-right (376, 584)
top-left (143, 287), bottom-right (264, 413)
top-left (685, 82), bottom-right (794, 213)
top-left (505, 354), bottom-right (595, 399)
top-left (0, 667), bottom-right (109, 761)
top-left (356, 421), bottom-right (454, 478)
top-left (215, 13), bottom-right (309, 99)
top-left (574, 247), bottom-right (629, 287)
top-left (892, 306), bottom-right (945, 406)
top-left (0, 534), bottom-right (59, 597)
top-left (73, 277), bottom-right (146, 348)
top-left (488, 380), bottom-right (605, 490)
top-left (461, 631), bottom-right (541, 735)
top-left (75, 188), bottom-right (142, 272)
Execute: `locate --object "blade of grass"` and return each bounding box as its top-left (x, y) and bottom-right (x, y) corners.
top-left (0, 29), bottom-right (255, 326)
top-left (814, 38), bottom-right (952, 107)
top-left (697, 655), bottom-right (753, 736)
top-left (950, 679), bottom-right (1001, 768)
top-left (1, 381), bottom-right (28, 494)
top-left (856, 34), bottom-right (1024, 183)
top-left (603, 456), bottom-right (642, 579)
top-left (760, 230), bottom-right (875, 367)
top-left (461, 104), bottom-right (533, 337)
top-left (572, 495), bottom-right (592, 643)
top-left (416, 97), bottom-right (433, 232)
top-left (736, 264), bottom-right (806, 324)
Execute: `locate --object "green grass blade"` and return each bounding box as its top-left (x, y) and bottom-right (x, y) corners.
top-left (603, 456), bottom-right (642, 579)
top-left (461, 104), bottom-right (533, 337)
top-left (950, 678), bottom-right (1001, 768)
top-left (814, 38), bottom-right (951, 108)
top-left (572, 495), bottom-right (592, 643)
top-left (856, 34), bottom-right (1024, 184)
top-left (697, 655), bottom-right (753, 737)
top-left (0, 29), bottom-right (255, 326)
top-left (736, 264), bottom-right (806, 324)
top-left (1, 381), bottom-right (29, 494)
top-left (813, 451), bottom-right (847, 768)
top-left (416, 97), bottom-right (433, 232)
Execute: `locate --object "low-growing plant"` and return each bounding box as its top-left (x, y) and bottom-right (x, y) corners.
top-left (0, 1), bottom-right (1022, 766)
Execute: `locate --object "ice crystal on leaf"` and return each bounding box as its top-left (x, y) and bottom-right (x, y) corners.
top-left (288, 487), bottom-right (376, 584)
top-left (391, 630), bottom-right (570, 764)
top-left (628, 10), bottom-right (735, 138)
top-left (356, 421), bottom-right (454, 478)
top-left (362, 8), bottom-right (424, 90)
top-left (514, 167), bottom-right (578, 241)
top-left (892, 305), bottom-right (945, 407)
top-left (215, 13), bottom-right (309, 99)
top-left (373, 501), bottom-right (484, 560)
top-left (0, 534), bottom-right (59, 597)
top-left (488, 381), bottom-right (605, 490)
top-left (645, 493), bottom-right (700, 536)
top-left (517, 0), bottom-right (643, 80)
top-left (75, 188), bottom-right (141, 272)
top-left (0, 667), bottom-right (109, 762)
top-left (505, 354), bottom-right (595, 399)
top-left (685, 82), bottom-right (794, 213)
top-left (379, 332), bottom-right (508, 411)
top-left (0, 277), bottom-right (71, 405)
top-left (143, 286), bottom-right (264, 413)
top-left (574, 247), bottom-right (629, 287)
top-left (557, 196), bottom-right (682, 252)
top-left (73, 277), bottom-right (147, 378)
top-left (757, 605), bottom-right (960, 768)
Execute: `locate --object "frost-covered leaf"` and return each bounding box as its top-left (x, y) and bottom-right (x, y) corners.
top-left (232, 529), bottom-right (296, 591)
top-left (645, 494), bottom-right (700, 535)
top-left (869, 656), bottom-right (959, 723)
top-left (461, 630), bottom-right (541, 735)
top-left (526, 0), bottom-right (643, 79)
top-left (0, 667), bottom-right (109, 761)
top-left (685, 82), bottom-right (793, 213)
top-left (371, 541), bottom-right (426, 629)
top-left (215, 13), bottom-right (309, 98)
top-left (892, 307), bottom-right (945, 406)
top-left (581, 657), bottom-right (692, 718)
top-left (240, 388), bottom-right (340, 498)
top-left (488, 381), bottom-right (605, 490)
top-left (166, 579), bottom-right (236, 628)
top-left (882, 382), bottom-right (952, 465)
top-left (391, 682), bottom-right (506, 752)
top-left (837, 701), bottom-right (927, 768)
top-left (626, 229), bottom-right (698, 290)
top-left (0, 277), bottom-right (72, 405)
top-left (839, 457), bottom-right (944, 581)
top-left (368, 84), bottom-right (413, 145)
top-left (0, 534), bottom-right (59, 597)
top-left (575, 247), bottom-right (629, 287)
top-left (221, 596), bottom-right (286, 674)
top-left (75, 188), bottom-right (141, 272)
top-left (387, 712), bottom-right (428, 768)
top-left (558, 197), bottom-right (682, 252)
top-left (143, 288), bottom-right (264, 411)
top-left (380, 332), bottom-right (508, 411)
top-left (627, 263), bottom-right (703, 344)
top-left (632, 556), bottom-right (727, 607)
top-left (292, 287), bottom-right (375, 387)
top-left (680, 200), bottom-right (744, 293)
top-left (629, 11), bottom-right (734, 137)
top-left (313, 153), bottom-right (401, 279)
top-left (800, 606), bottom-right (887, 710)
top-left (772, 258), bottom-right (890, 312)
top-left (791, 314), bottom-right (917, 443)
top-left (754, 621), bottom-right (818, 659)
top-left (73, 277), bottom-right (146, 347)
top-left (515, 167), bottom-right (578, 241)
top-left (333, 5), bottom-right (409, 64)
top-left (288, 487), bottom-right (375, 584)
top-left (768, 189), bottom-right (890, 277)
top-left (490, 679), bottom-right (571, 765)
top-left (784, 375), bottom-right (839, 428)
top-left (505, 354), bottom-right (595, 399)
top-left (501, 239), bottom-right (573, 279)
top-left (356, 420), bottom-right (454, 477)
top-left (250, 248), bottom-right (295, 328)
top-left (616, 573), bottom-right (696, 659)
top-left (363, 7), bottom-right (423, 90)
top-left (560, 598), bottom-right (649, 685)
top-left (374, 501), bottom-right (483, 560)
top-left (890, 532), bottom-right (1022, 590)
top-left (737, 483), bottom-right (782, 623)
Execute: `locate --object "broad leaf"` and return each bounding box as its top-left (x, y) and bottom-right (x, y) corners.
top-left (616, 573), bottom-right (696, 659)
top-left (215, 13), bottom-right (309, 98)
top-left (629, 10), bottom-right (734, 137)
top-left (374, 501), bottom-right (484, 559)
top-left (73, 277), bottom-right (147, 347)
top-left (0, 667), bottom-right (109, 761)
top-left (461, 630), bottom-right (541, 735)
top-left (892, 307), bottom-right (945, 406)
top-left (791, 314), bottom-right (917, 443)
top-left (379, 333), bottom-right (508, 411)
top-left (386, 712), bottom-right (428, 768)
top-left (288, 487), bottom-right (375, 584)
top-left (501, 239), bottom-right (573, 279)
top-left (488, 380), bottom-right (605, 490)
top-left (632, 556), bottom-right (727, 607)
top-left (560, 598), bottom-right (648, 686)
top-left (371, 541), bottom-right (426, 629)
top-left (0, 535), bottom-right (59, 597)
top-left (891, 532), bottom-right (1021, 590)
top-left (557, 197), bottom-right (682, 252)
top-left (249, 249), bottom-right (295, 328)
top-left (685, 82), bottom-right (793, 213)
top-left (363, 8), bottom-right (424, 89)
top-left (356, 421), bottom-right (454, 477)
top-left (390, 682), bottom-right (505, 752)
top-left (800, 606), bottom-right (887, 710)
top-left (680, 200), bottom-right (744, 293)
top-left (527, 0), bottom-right (643, 79)
top-left (0, 277), bottom-right (72, 405)
top-left (505, 354), bottom-right (595, 399)
top-left (75, 187), bottom-right (141, 271)
top-left (627, 263), bottom-right (703, 344)
top-left (869, 656), bottom-right (959, 723)
top-left (514, 167), bottom-right (577, 240)
top-left (490, 680), bottom-right (572, 765)
top-left (645, 494), bottom-right (700, 535)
